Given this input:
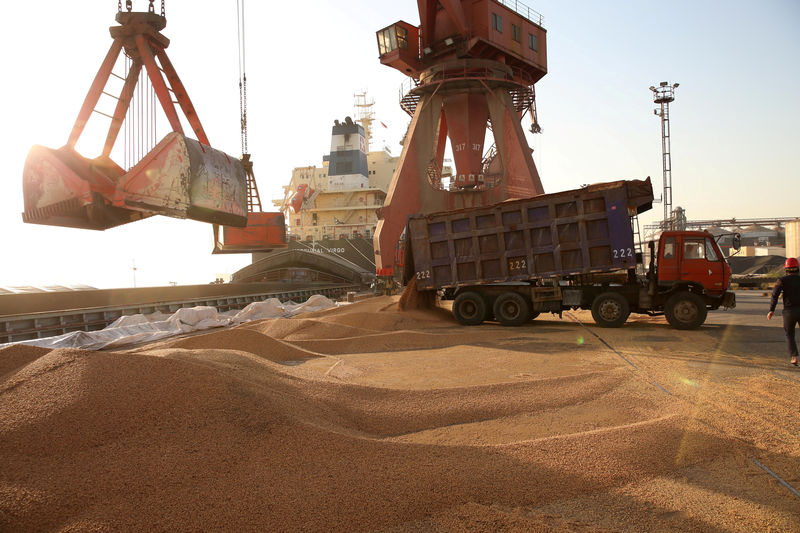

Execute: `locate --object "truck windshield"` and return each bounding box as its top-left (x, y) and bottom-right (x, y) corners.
top-left (705, 238), bottom-right (719, 261)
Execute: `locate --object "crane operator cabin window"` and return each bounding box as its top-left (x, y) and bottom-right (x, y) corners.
top-left (377, 25), bottom-right (408, 55)
top-left (512, 24), bottom-right (521, 42)
top-left (492, 13), bottom-right (503, 32)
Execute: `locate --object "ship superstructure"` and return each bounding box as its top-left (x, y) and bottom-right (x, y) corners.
top-left (241, 95), bottom-right (451, 285)
top-left (276, 95), bottom-right (400, 242)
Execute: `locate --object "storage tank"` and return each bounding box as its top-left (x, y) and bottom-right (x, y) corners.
top-left (787, 219), bottom-right (800, 260)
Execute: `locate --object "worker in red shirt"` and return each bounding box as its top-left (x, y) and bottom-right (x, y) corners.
top-left (767, 257), bottom-right (800, 366)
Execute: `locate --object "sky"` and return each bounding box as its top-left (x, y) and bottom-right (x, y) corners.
top-left (1, 0), bottom-right (798, 289)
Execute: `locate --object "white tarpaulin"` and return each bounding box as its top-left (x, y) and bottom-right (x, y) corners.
top-left (6, 296), bottom-right (338, 350)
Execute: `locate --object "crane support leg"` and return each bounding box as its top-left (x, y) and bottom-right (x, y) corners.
top-left (485, 88), bottom-right (544, 198)
top-left (374, 86), bottom-right (543, 274)
top-left (374, 92), bottom-right (446, 272)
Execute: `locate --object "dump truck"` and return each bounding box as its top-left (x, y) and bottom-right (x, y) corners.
top-left (403, 177), bottom-right (736, 329)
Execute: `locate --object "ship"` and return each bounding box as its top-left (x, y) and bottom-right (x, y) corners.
top-left (230, 94), bottom-right (403, 287)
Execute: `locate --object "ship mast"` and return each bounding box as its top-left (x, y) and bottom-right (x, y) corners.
top-left (354, 92), bottom-right (375, 152)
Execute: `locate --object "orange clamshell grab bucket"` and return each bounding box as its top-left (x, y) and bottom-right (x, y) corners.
top-left (22, 132), bottom-right (249, 230)
top-left (21, 10), bottom-right (286, 255)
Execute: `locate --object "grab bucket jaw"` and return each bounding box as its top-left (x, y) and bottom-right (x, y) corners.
top-left (116, 132), bottom-right (248, 227)
top-left (22, 145), bottom-right (148, 230)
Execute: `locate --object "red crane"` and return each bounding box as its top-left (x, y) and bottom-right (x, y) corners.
top-left (21, 1), bottom-right (285, 253)
top-left (373, 0), bottom-right (548, 277)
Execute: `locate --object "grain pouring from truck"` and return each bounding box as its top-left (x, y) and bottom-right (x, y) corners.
top-left (402, 178), bottom-right (737, 329)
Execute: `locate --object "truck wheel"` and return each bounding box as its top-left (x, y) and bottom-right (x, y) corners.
top-left (591, 292), bottom-right (630, 328)
top-left (665, 292), bottom-right (707, 330)
top-left (453, 291), bottom-right (488, 326)
top-left (493, 292), bottom-right (531, 327)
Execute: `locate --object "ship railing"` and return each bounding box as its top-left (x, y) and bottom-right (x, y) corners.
top-left (288, 224), bottom-right (374, 242)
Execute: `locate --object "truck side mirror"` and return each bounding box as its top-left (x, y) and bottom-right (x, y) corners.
top-left (732, 233), bottom-right (741, 251)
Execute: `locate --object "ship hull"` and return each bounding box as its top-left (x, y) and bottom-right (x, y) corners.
top-left (232, 237), bottom-right (375, 285)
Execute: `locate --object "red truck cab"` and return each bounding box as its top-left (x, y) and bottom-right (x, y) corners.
top-left (657, 231), bottom-right (731, 295)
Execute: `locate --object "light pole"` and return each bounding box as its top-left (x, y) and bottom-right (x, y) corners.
top-left (649, 81), bottom-right (679, 230)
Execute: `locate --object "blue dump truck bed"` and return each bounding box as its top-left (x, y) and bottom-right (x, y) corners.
top-left (406, 178), bottom-right (654, 290)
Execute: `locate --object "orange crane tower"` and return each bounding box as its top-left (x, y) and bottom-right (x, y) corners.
top-left (373, 0), bottom-right (548, 277)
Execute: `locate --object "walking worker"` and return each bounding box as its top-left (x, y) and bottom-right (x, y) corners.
top-left (767, 257), bottom-right (800, 366)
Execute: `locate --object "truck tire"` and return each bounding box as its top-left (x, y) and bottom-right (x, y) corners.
top-left (453, 291), bottom-right (488, 326)
top-left (591, 292), bottom-right (630, 328)
top-left (493, 292), bottom-right (531, 327)
top-left (665, 292), bottom-right (707, 330)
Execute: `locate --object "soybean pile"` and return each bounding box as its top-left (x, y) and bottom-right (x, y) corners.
top-left (1, 296), bottom-right (798, 531)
